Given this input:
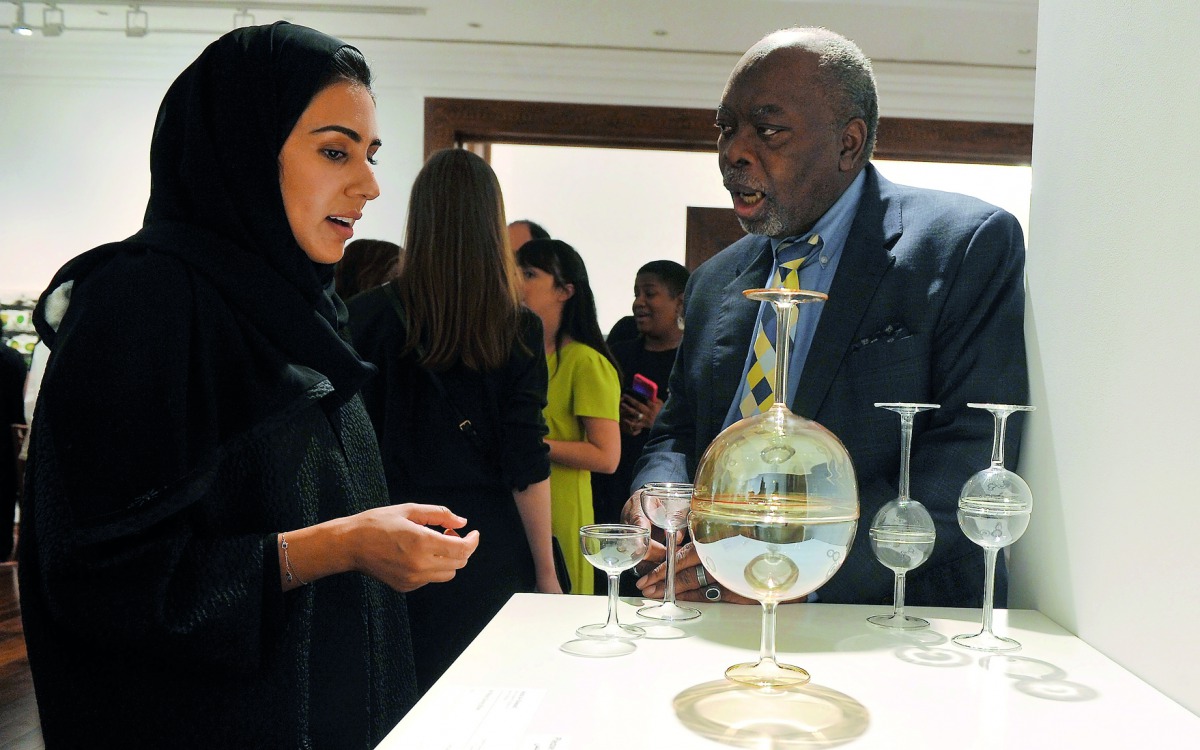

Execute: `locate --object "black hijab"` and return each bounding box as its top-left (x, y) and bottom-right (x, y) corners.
top-left (33, 23), bottom-right (376, 538)
top-left (144, 21), bottom-right (349, 313)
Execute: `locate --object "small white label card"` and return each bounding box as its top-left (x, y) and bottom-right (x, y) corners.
top-left (378, 686), bottom-right (567, 750)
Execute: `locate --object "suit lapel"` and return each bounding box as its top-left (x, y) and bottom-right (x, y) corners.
top-left (706, 236), bottom-right (774, 441)
top-left (795, 166), bottom-right (900, 419)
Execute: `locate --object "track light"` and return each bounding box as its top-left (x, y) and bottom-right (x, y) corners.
top-left (43, 4), bottom-right (64, 36)
top-left (232, 8), bottom-right (254, 28)
top-left (11, 3), bottom-right (33, 36)
top-left (125, 5), bottom-right (148, 37)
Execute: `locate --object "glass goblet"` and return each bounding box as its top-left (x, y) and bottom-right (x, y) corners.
top-left (690, 288), bottom-right (859, 689)
top-left (637, 482), bottom-right (702, 622)
top-left (563, 524), bottom-right (650, 657)
top-left (867, 402), bottom-right (939, 629)
top-left (953, 403), bottom-right (1035, 652)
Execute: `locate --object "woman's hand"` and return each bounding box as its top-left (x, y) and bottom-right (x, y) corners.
top-left (348, 504), bottom-right (480, 592)
top-left (279, 504), bottom-right (479, 592)
top-left (619, 394), bottom-right (663, 436)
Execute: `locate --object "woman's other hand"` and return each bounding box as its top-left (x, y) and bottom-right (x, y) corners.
top-left (619, 394), bottom-right (664, 436)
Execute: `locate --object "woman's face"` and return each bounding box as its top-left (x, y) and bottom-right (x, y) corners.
top-left (521, 265), bottom-right (571, 327)
top-left (279, 81), bottom-right (381, 264)
top-left (632, 272), bottom-right (682, 337)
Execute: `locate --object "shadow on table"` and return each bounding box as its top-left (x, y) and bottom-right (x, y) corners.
top-left (981, 654), bottom-right (1100, 703)
top-left (673, 679), bottom-right (869, 748)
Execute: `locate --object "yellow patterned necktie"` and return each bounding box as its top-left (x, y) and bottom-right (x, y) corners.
top-left (738, 234), bottom-right (823, 417)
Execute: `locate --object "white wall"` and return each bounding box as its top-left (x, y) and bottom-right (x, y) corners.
top-left (0, 34), bottom-right (1031, 300)
top-left (492, 146), bottom-right (1033, 333)
top-left (1011, 0), bottom-right (1200, 715)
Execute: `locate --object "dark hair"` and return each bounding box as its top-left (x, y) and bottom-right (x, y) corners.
top-left (398, 148), bottom-right (524, 371)
top-left (636, 260), bottom-right (689, 297)
top-left (517, 239), bottom-right (616, 373)
top-left (321, 44), bottom-right (373, 91)
top-left (511, 219), bottom-right (550, 241)
top-left (335, 238), bottom-right (401, 300)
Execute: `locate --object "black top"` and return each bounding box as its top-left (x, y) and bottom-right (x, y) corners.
top-left (0, 344), bottom-right (25, 561)
top-left (347, 285), bottom-right (551, 690)
top-left (20, 23), bottom-right (415, 748)
top-left (591, 336), bottom-right (679, 523)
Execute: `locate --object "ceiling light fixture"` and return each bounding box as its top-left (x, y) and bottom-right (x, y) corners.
top-left (10, 2), bottom-right (34, 36)
top-left (43, 4), bottom-right (65, 36)
top-left (126, 4), bottom-right (148, 37)
top-left (232, 8), bottom-right (253, 28)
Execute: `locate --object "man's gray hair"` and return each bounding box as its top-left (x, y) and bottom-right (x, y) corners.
top-left (770, 27), bottom-right (880, 161)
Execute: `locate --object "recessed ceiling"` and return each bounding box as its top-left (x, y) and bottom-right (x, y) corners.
top-left (3, 1), bottom-right (1038, 68)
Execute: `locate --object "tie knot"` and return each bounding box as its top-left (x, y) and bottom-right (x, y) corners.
top-left (775, 233), bottom-right (821, 290)
top-left (777, 233), bottom-right (822, 263)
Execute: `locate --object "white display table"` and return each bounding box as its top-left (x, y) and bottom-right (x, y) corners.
top-left (380, 593), bottom-right (1199, 748)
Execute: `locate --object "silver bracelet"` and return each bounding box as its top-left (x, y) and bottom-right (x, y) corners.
top-left (280, 532), bottom-right (307, 586)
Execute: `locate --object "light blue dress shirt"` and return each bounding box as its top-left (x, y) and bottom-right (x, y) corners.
top-left (723, 169), bottom-right (868, 429)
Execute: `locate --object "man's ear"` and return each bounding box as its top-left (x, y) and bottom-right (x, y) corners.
top-left (839, 117), bottom-right (868, 172)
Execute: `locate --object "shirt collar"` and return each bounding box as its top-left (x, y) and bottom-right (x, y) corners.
top-left (769, 168), bottom-right (868, 264)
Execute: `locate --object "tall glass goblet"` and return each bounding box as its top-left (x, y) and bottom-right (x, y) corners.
top-left (867, 402), bottom-right (939, 629)
top-left (570, 524), bottom-right (650, 651)
top-left (953, 403), bottom-right (1035, 652)
top-left (690, 289), bottom-right (859, 689)
top-left (637, 482), bottom-right (702, 621)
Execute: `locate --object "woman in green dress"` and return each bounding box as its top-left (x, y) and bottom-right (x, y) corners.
top-left (517, 240), bottom-right (620, 595)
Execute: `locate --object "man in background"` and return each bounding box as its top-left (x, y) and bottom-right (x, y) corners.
top-left (507, 219), bottom-right (550, 253)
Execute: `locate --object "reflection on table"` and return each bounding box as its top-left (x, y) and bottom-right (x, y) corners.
top-left (380, 593), bottom-right (1200, 749)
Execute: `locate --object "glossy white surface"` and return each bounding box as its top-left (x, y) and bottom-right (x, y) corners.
top-left (381, 593), bottom-right (1200, 749)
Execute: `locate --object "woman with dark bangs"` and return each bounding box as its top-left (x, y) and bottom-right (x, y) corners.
top-left (517, 239), bottom-right (621, 596)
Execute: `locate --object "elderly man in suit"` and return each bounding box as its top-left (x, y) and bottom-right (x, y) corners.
top-left (628, 27), bottom-right (1028, 608)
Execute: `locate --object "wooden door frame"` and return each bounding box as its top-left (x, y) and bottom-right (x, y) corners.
top-left (424, 97), bottom-right (1033, 165)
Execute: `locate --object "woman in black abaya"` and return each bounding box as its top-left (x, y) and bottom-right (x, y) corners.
top-left (19, 22), bottom-right (478, 749)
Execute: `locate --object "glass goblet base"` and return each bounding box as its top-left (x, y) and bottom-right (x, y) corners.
top-left (560, 638), bottom-right (636, 658)
top-left (725, 657), bottom-right (811, 689)
top-left (952, 630), bottom-right (1021, 652)
top-left (867, 612), bottom-right (929, 630)
top-left (576, 622), bottom-right (645, 640)
top-left (637, 601), bottom-right (702, 621)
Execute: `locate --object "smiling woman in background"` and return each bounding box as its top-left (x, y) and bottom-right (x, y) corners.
top-left (19, 22), bottom-right (478, 748)
top-left (592, 260), bottom-right (689, 525)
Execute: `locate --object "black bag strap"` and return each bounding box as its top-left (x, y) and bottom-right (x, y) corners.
top-left (383, 282), bottom-right (496, 465)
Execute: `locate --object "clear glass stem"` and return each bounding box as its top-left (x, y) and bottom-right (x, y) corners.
top-left (980, 548), bottom-right (998, 635)
top-left (772, 301), bottom-right (797, 405)
top-left (893, 572), bottom-right (907, 618)
top-left (759, 601), bottom-right (779, 664)
top-left (663, 529), bottom-right (678, 605)
top-left (605, 572), bottom-right (620, 627)
top-left (990, 410), bottom-right (1012, 468)
top-left (898, 410), bottom-right (915, 501)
